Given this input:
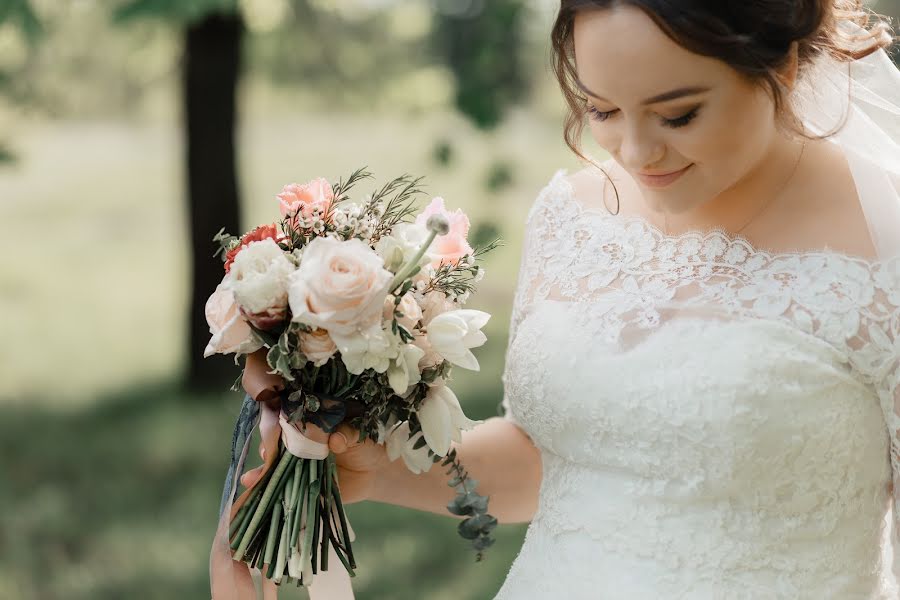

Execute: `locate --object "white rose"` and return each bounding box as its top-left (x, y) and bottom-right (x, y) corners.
top-left (386, 343), bottom-right (426, 395)
top-left (426, 309), bottom-right (490, 371)
top-left (226, 238), bottom-right (295, 319)
top-left (331, 323), bottom-right (398, 375)
top-left (203, 282), bottom-right (264, 357)
top-left (385, 421), bottom-right (434, 474)
top-left (298, 328), bottom-right (337, 367)
top-left (288, 236), bottom-right (393, 336)
top-left (417, 384), bottom-right (481, 457)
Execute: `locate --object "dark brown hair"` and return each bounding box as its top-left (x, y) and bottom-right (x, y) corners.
top-left (552, 0), bottom-right (895, 163)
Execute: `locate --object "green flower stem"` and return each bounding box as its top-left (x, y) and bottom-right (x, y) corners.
top-left (229, 503), bottom-right (249, 540)
top-left (263, 494), bottom-right (281, 579)
top-left (273, 507), bottom-right (290, 583)
top-left (233, 448), bottom-right (295, 561)
top-left (320, 455), bottom-right (334, 571)
top-left (330, 460), bottom-right (357, 570)
top-left (229, 461), bottom-right (274, 550)
top-left (230, 495), bottom-right (257, 550)
top-left (290, 460), bottom-right (310, 549)
top-left (263, 478), bottom-right (285, 570)
top-left (302, 461), bottom-right (320, 574)
top-left (387, 228), bottom-right (440, 292)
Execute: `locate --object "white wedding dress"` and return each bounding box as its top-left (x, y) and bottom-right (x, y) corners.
top-left (494, 169), bottom-right (900, 599)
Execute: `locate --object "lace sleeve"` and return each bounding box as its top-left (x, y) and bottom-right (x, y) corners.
top-left (500, 170), bottom-right (567, 427)
top-left (869, 259), bottom-right (900, 580)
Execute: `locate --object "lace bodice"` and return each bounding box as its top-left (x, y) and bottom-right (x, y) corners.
top-left (495, 169), bottom-right (900, 599)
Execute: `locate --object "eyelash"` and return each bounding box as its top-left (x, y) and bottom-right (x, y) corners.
top-left (586, 106), bottom-right (700, 129)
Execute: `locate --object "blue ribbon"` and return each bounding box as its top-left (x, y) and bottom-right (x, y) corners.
top-left (218, 393), bottom-right (261, 518)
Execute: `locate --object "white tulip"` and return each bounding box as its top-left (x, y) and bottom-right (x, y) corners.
top-left (386, 343), bottom-right (426, 395)
top-left (426, 309), bottom-right (490, 370)
top-left (385, 421), bottom-right (434, 474)
top-left (417, 384), bottom-right (481, 457)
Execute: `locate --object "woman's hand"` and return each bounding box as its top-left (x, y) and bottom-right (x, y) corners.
top-left (328, 424), bottom-right (391, 504)
top-left (242, 348), bottom-right (283, 408)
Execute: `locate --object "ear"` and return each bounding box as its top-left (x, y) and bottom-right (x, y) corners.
top-left (777, 41), bottom-right (800, 90)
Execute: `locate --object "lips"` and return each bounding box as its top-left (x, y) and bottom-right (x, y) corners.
top-left (636, 164), bottom-right (693, 188)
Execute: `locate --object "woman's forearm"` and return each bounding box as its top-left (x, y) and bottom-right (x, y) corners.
top-left (369, 417), bottom-right (542, 524)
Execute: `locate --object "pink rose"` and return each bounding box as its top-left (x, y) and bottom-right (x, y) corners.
top-left (288, 236), bottom-right (394, 336)
top-left (299, 328), bottom-right (338, 367)
top-left (414, 197), bottom-right (474, 268)
top-left (277, 178), bottom-right (334, 222)
top-left (203, 282), bottom-right (264, 357)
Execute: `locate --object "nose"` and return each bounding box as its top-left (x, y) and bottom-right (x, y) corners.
top-left (617, 120), bottom-right (665, 171)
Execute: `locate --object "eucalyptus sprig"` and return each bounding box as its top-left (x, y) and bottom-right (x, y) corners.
top-left (439, 447), bottom-right (497, 560)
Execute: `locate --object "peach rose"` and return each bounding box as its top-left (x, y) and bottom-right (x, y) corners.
top-left (420, 289), bottom-right (456, 325)
top-left (203, 282), bottom-right (264, 357)
top-left (277, 178), bottom-right (334, 221)
top-left (299, 328), bottom-right (338, 366)
top-left (288, 236), bottom-right (393, 336)
top-left (414, 197), bottom-right (474, 268)
top-left (383, 292), bottom-right (424, 332)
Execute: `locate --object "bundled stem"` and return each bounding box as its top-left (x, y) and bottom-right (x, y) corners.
top-left (227, 444), bottom-right (356, 587)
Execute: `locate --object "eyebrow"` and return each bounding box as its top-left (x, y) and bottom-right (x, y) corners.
top-left (576, 79), bottom-right (711, 105)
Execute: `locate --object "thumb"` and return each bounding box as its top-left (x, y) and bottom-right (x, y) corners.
top-left (329, 423), bottom-right (359, 454)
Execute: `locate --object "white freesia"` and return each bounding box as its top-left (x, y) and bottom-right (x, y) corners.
top-left (417, 384), bottom-right (481, 456)
top-left (226, 238), bottom-right (295, 315)
top-left (331, 323), bottom-right (398, 375)
top-left (202, 282), bottom-right (264, 357)
top-left (385, 421), bottom-right (434, 474)
top-left (386, 343), bottom-right (426, 395)
top-left (374, 222), bottom-right (432, 272)
top-left (426, 309), bottom-right (490, 370)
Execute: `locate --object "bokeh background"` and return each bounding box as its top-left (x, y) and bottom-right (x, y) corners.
top-left (1, 1), bottom-right (898, 599)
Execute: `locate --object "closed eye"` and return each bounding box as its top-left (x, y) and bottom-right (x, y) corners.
top-left (586, 105), bottom-right (617, 122)
top-left (586, 105), bottom-right (701, 129)
top-left (662, 107), bottom-right (700, 129)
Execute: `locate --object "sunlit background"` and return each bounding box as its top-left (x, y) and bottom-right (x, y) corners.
top-left (2, 0), bottom-right (898, 598)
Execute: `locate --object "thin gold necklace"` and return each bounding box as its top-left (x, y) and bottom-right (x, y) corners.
top-left (662, 140), bottom-right (807, 238)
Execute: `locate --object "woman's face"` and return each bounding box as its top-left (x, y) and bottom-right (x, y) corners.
top-left (573, 6), bottom-right (782, 215)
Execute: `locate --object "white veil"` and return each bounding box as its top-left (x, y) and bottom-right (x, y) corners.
top-left (792, 28), bottom-right (900, 259)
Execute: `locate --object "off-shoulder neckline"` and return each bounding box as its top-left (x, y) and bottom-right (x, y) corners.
top-left (547, 168), bottom-right (894, 269)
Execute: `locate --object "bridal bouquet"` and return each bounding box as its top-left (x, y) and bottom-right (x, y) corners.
top-left (204, 169), bottom-right (499, 590)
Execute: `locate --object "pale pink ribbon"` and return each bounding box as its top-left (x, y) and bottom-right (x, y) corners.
top-left (210, 400), bottom-right (356, 599)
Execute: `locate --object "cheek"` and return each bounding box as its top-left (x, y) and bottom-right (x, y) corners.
top-left (671, 96), bottom-right (775, 202)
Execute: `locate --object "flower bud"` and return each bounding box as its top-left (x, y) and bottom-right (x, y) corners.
top-left (426, 214), bottom-right (450, 236)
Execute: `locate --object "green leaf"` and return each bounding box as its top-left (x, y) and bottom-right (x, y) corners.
top-left (412, 435), bottom-right (428, 450)
top-left (447, 500), bottom-right (473, 516)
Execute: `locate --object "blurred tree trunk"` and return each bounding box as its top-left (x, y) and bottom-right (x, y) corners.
top-left (184, 11), bottom-right (244, 389)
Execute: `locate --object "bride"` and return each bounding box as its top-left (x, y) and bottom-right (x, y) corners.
top-left (246, 1), bottom-right (900, 597)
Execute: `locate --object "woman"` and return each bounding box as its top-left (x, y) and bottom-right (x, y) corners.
top-left (245, 1), bottom-right (900, 597)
